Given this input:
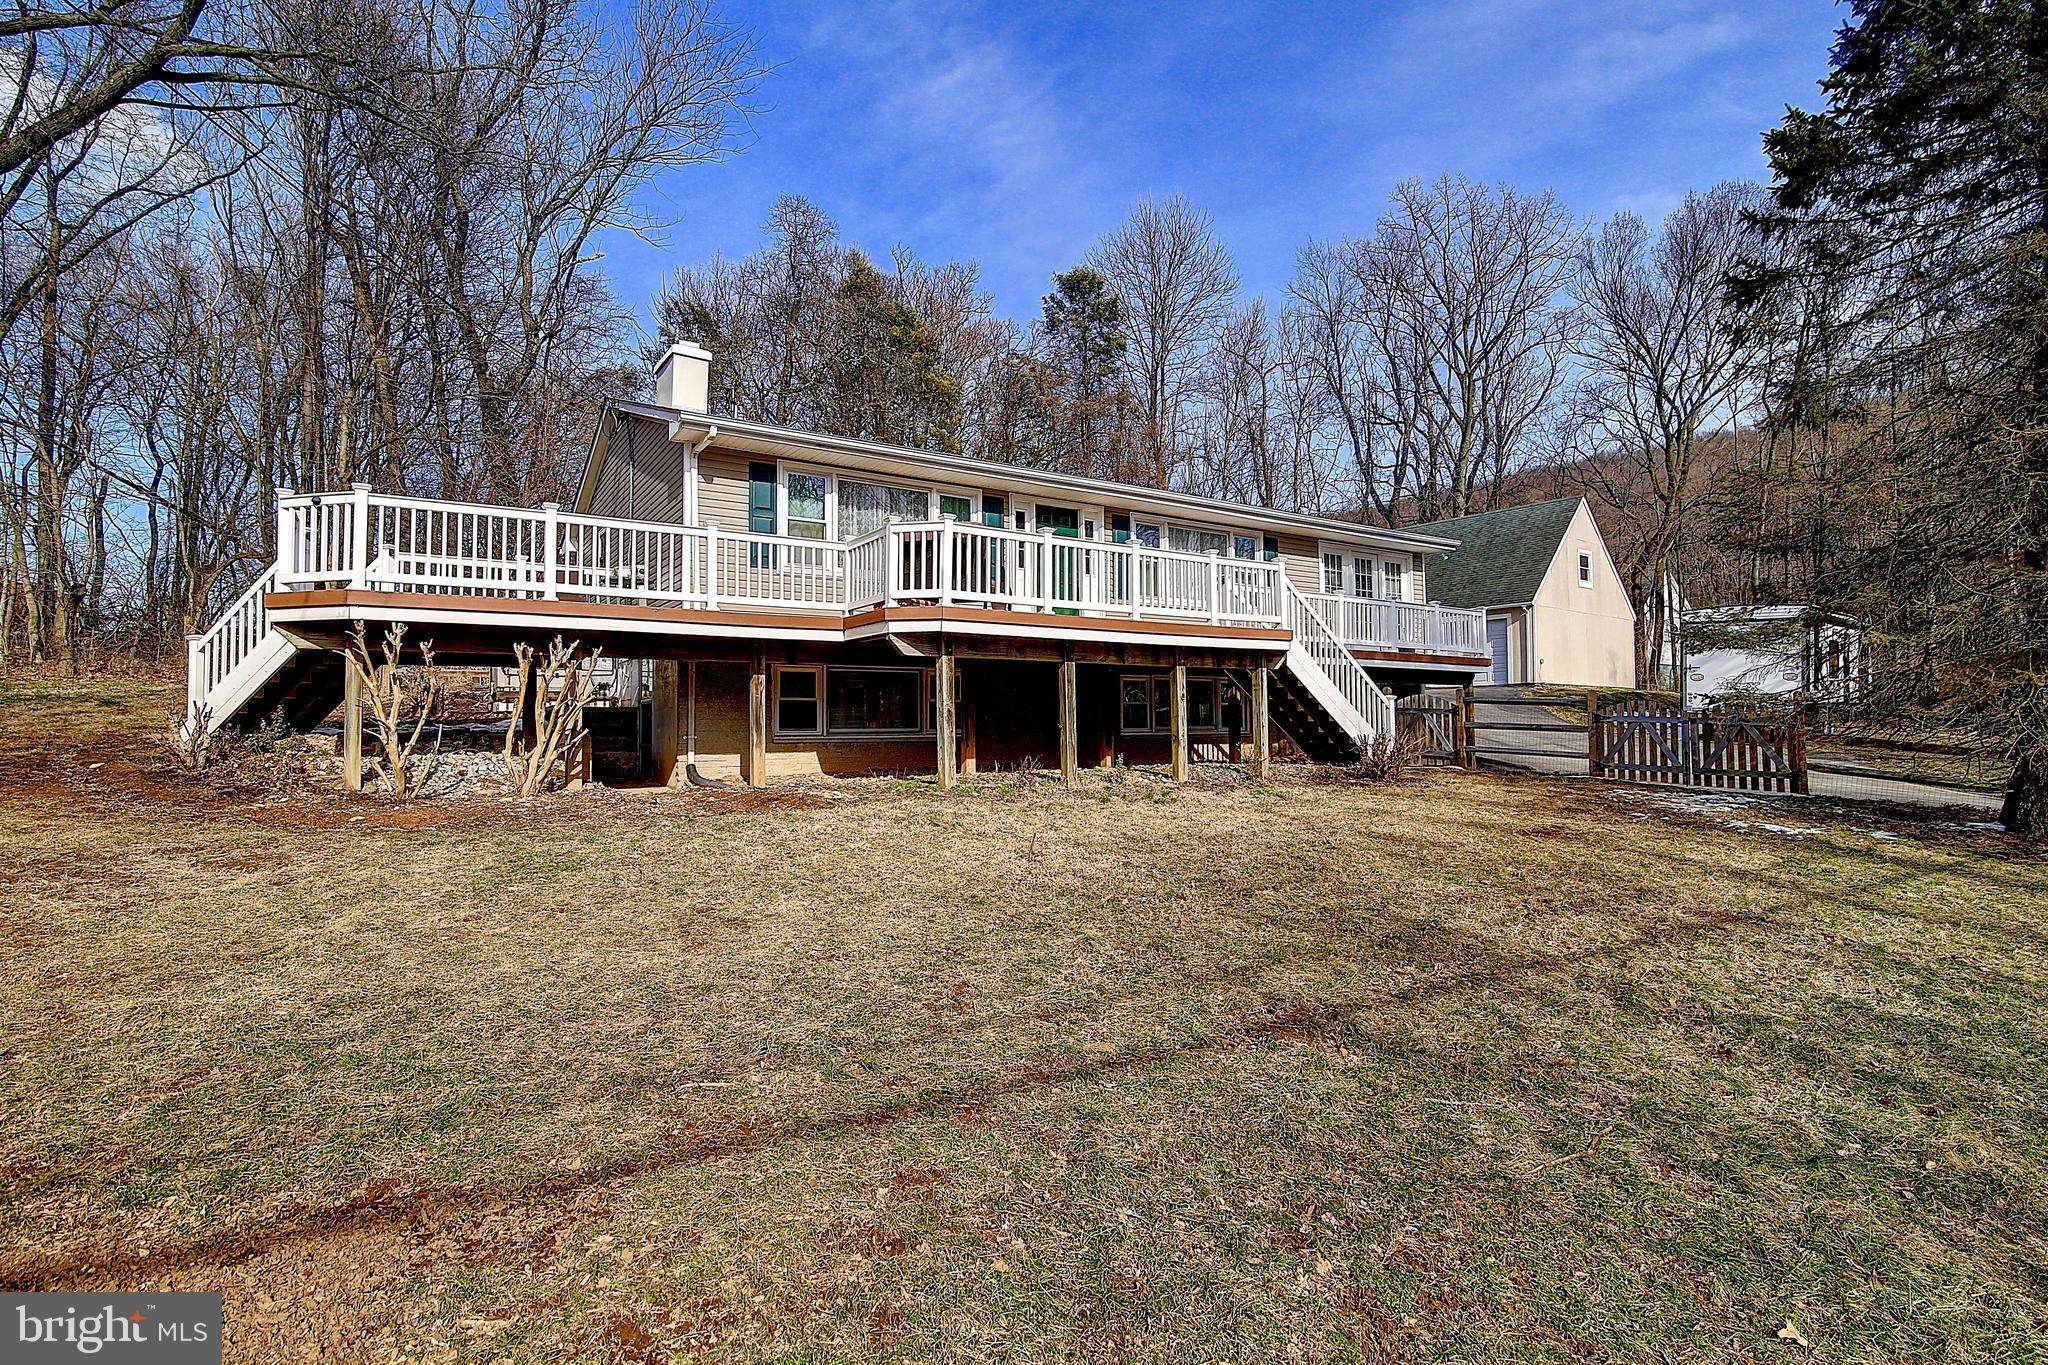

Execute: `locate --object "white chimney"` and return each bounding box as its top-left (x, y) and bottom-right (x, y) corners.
top-left (653, 339), bottom-right (711, 412)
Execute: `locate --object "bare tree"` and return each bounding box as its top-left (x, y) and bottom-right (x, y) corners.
top-left (502, 634), bottom-right (601, 794)
top-left (343, 621), bottom-right (441, 797)
top-left (1088, 193), bottom-right (1237, 488)
top-left (1569, 181), bottom-right (1768, 685)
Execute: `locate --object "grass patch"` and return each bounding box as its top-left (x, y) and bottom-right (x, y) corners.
top-left (1, 677), bottom-right (2043, 1362)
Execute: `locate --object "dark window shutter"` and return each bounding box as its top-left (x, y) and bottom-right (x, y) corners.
top-left (748, 462), bottom-right (777, 535)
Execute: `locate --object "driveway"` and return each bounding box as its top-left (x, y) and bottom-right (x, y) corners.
top-left (1464, 686), bottom-right (2003, 814)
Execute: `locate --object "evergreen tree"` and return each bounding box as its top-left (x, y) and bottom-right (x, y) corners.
top-left (823, 252), bottom-right (962, 453)
top-left (1038, 266), bottom-right (1133, 478)
top-left (1737, 0), bottom-right (2048, 833)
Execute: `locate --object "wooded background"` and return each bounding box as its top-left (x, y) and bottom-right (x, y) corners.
top-left (3, 0), bottom-right (2042, 826)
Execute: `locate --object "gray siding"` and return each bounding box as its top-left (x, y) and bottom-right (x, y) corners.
top-left (586, 412), bottom-right (689, 523)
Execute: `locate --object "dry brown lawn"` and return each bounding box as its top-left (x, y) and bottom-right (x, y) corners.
top-left (1, 675), bottom-right (2044, 1362)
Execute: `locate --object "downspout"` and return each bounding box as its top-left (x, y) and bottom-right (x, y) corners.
top-left (685, 424), bottom-right (718, 526)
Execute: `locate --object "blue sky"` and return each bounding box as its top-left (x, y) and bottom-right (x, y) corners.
top-left (596, 0), bottom-right (1843, 335)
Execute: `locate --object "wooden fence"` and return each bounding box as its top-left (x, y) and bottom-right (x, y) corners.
top-left (1394, 692), bottom-right (1465, 766)
top-left (1589, 698), bottom-right (1808, 794)
top-left (1410, 688), bottom-right (1811, 795)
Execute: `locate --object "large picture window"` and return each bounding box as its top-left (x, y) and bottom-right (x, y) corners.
top-left (828, 669), bottom-right (925, 733)
top-left (1117, 674), bottom-right (1238, 735)
top-left (838, 478), bottom-right (933, 538)
top-left (774, 667), bottom-right (932, 738)
top-left (1168, 525), bottom-right (1230, 557)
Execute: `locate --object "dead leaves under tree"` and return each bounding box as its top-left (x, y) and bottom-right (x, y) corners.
top-left (502, 636), bottom-right (602, 796)
top-left (344, 622), bottom-right (443, 798)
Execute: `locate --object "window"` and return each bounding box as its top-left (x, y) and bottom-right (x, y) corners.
top-left (981, 493), bottom-right (1007, 527)
top-left (775, 667), bottom-right (821, 735)
top-left (1352, 556), bottom-right (1374, 598)
top-left (1117, 674), bottom-right (1239, 735)
top-left (775, 667), bottom-right (932, 738)
top-left (1121, 678), bottom-right (1152, 732)
top-left (785, 472), bottom-right (828, 540)
top-left (828, 669), bottom-right (925, 733)
top-left (1577, 550), bottom-right (1593, 587)
top-left (939, 493), bottom-right (974, 523)
top-left (1168, 525), bottom-right (1229, 557)
top-left (1383, 559), bottom-right (1407, 602)
top-left (1232, 534), bottom-right (1259, 561)
top-left (1322, 552), bottom-right (1344, 594)
top-left (1134, 521), bottom-right (1163, 549)
top-left (839, 478), bottom-right (931, 538)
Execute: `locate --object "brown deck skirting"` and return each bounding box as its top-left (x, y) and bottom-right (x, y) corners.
top-left (265, 589), bottom-right (1291, 646)
top-left (844, 603), bottom-right (1290, 644)
top-left (1348, 646), bottom-right (1491, 666)
top-left (264, 588), bottom-right (840, 632)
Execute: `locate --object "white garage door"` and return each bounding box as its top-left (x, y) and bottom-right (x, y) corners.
top-left (1487, 617), bottom-right (1511, 685)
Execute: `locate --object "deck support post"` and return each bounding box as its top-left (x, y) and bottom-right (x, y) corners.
top-left (1170, 657), bottom-right (1190, 784)
top-left (959, 664), bottom-right (977, 776)
top-left (1058, 650), bottom-right (1079, 785)
top-left (745, 648), bottom-right (768, 788)
top-left (341, 651), bottom-right (363, 793)
top-left (1251, 665), bottom-right (1271, 779)
top-left (936, 644), bottom-right (958, 790)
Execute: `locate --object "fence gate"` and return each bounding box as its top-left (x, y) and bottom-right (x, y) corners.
top-left (1591, 701), bottom-right (1808, 794)
top-left (1395, 692), bottom-right (1464, 766)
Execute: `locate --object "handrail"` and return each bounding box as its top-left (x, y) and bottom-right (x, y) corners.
top-left (1281, 578), bottom-right (1394, 748)
top-left (1300, 591), bottom-right (1489, 656)
top-left (186, 566), bottom-right (278, 723)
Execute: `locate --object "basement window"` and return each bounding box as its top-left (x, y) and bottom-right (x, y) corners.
top-left (1118, 675), bottom-right (1238, 735)
top-left (774, 666), bottom-right (931, 739)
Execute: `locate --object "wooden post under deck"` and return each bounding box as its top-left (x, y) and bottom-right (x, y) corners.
top-left (341, 651), bottom-right (363, 793)
top-left (745, 649), bottom-right (768, 788)
top-left (935, 646), bottom-right (958, 790)
top-left (1170, 659), bottom-right (1190, 783)
top-left (959, 665), bottom-right (977, 776)
top-left (1251, 665), bottom-right (1271, 779)
top-left (1058, 651), bottom-right (1079, 785)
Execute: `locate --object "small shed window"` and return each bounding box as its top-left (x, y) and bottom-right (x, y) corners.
top-left (1577, 550), bottom-right (1593, 586)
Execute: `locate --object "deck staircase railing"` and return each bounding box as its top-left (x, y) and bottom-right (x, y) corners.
top-left (185, 566), bottom-right (281, 729)
top-left (1281, 578), bottom-right (1396, 750)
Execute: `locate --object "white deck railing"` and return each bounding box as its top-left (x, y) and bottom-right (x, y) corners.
top-left (272, 487), bottom-right (1288, 627)
top-left (1300, 592), bottom-right (1489, 657)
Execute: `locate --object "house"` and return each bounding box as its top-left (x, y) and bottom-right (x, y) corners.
top-left (186, 342), bottom-right (1495, 787)
top-left (1681, 605), bottom-right (1864, 705)
top-left (1404, 496), bottom-right (1637, 688)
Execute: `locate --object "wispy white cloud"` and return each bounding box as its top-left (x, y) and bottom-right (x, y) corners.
top-left (799, 0), bottom-right (1105, 268)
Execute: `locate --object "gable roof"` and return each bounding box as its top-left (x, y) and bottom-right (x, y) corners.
top-left (1404, 496), bottom-right (1586, 608)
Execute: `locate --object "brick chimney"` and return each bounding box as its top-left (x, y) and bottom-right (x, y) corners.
top-left (652, 340), bottom-right (711, 412)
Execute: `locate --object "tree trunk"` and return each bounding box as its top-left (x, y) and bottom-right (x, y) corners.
top-left (2002, 750), bottom-right (2047, 837)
